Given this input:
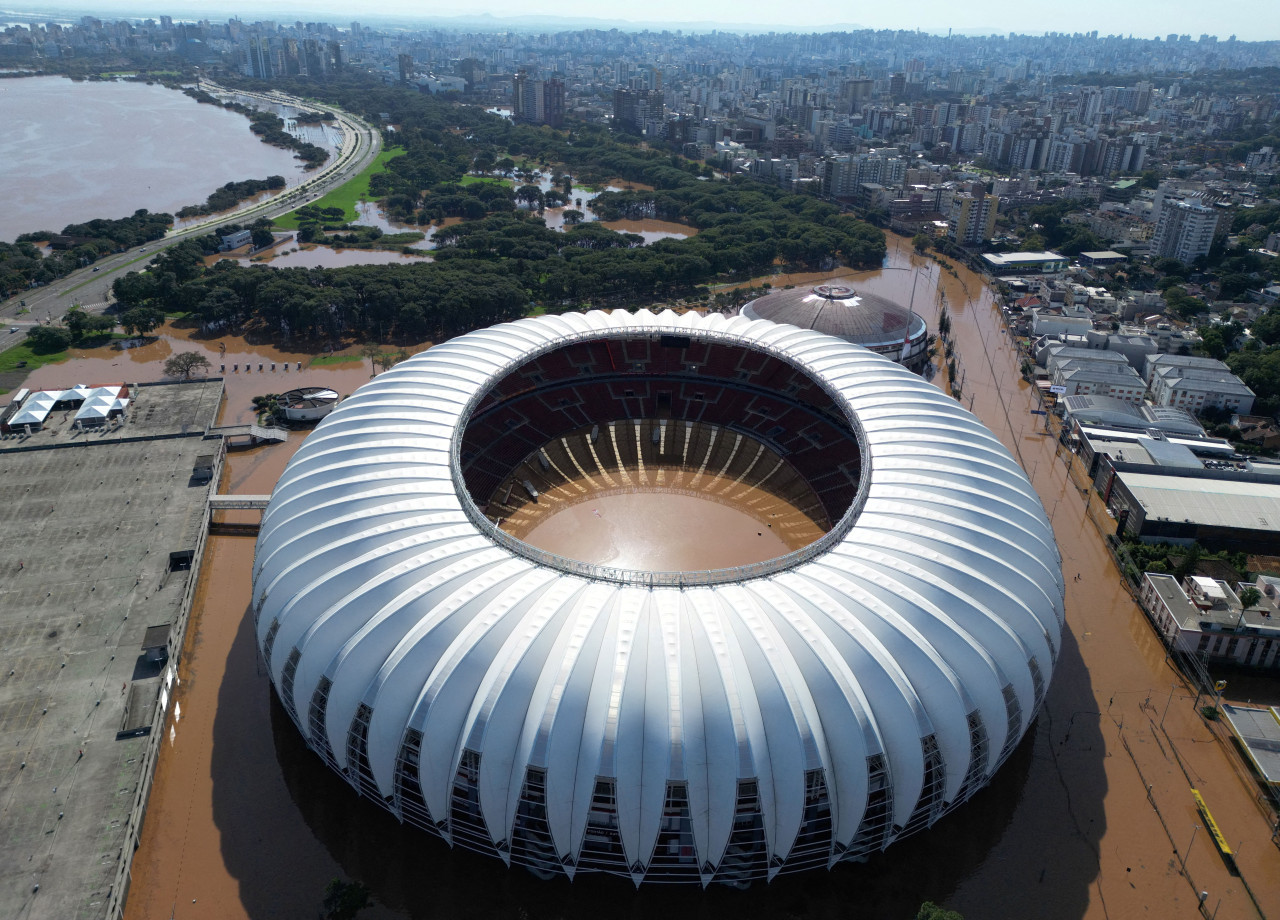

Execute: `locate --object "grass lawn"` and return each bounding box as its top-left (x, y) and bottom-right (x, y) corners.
top-left (460, 175), bottom-right (512, 187)
top-left (0, 341), bottom-right (69, 375)
top-left (308, 353), bottom-right (363, 366)
top-left (273, 147), bottom-right (406, 229)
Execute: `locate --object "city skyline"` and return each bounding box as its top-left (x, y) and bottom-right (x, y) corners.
top-left (7, 0), bottom-right (1279, 41)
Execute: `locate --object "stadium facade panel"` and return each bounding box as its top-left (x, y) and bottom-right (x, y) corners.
top-left (252, 309), bottom-right (1064, 886)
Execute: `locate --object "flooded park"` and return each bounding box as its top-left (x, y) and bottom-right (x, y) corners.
top-left (8, 232), bottom-right (1272, 920)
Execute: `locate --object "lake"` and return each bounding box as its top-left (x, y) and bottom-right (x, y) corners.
top-left (0, 76), bottom-right (314, 242)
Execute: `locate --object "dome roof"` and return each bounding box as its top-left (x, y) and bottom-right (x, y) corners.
top-left (741, 283), bottom-right (927, 350)
top-left (252, 309), bottom-right (1063, 886)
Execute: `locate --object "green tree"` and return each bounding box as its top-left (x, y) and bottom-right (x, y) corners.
top-left (1174, 543), bottom-right (1203, 580)
top-left (63, 307), bottom-right (115, 340)
top-left (163, 351), bottom-right (212, 379)
top-left (1163, 286), bottom-right (1207, 320)
top-left (112, 271), bottom-right (159, 308)
top-left (1197, 326), bottom-right (1230, 360)
top-left (515, 184), bottom-right (545, 211)
top-left (361, 341), bottom-right (383, 376)
top-left (251, 226), bottom-right (275, 250)
top-left (1239, 586), bottom-right (1262, 610)
top-left (916, 900), bottom-right (964, 920)
top-left (120, 306), bottom-right (165, 337)
top-left (25, 325), bottom-right (72, 352)
top-left (321, 879), bottom-right (371, 920)
top-left (912, 232), bottom-right (932, 254)
top-left (1252, 308), bottom-right (1280, 346)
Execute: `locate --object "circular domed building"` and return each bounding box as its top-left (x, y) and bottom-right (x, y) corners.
top-left (277, 386), bottom-right (340, 422)
top-left (252, 309), bottom-right (1062, 887)
top-left (741, 282), bottom-right (930, 372)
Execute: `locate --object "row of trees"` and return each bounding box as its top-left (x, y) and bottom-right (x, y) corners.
top-left (113, 236), bottom-right (529, 343)
top-left (1, 209), bottom-right (172, 298)
top-left (24, 303), bottom-right (165, 354)
top-left (182, 87), bottom-right (328, 168)
top-left (177, 176), bottom-right (286, 218)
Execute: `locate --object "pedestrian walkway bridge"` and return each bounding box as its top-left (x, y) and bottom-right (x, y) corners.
top-left (208, 494), bottom-right (271, 511)
top-left (207, 424), bottom-right (288, 445)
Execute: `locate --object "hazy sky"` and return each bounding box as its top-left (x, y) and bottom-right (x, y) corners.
top-left (18, 0), bottom-right (1280, 39)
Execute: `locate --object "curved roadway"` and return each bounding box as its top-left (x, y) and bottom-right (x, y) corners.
top-left (0, 83), bottom-right (382, 354)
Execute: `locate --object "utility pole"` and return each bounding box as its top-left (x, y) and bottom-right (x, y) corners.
top-left (1160, 681), bottom-right (1177, 729)
top-left (1181, 824), bottom-right (1199, 872)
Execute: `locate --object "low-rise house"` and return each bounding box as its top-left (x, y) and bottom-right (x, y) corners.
top-left (1140, 573), bottom-right (1280, 668)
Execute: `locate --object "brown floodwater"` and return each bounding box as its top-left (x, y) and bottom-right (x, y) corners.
top-left (0, 77), bottom-right (310, 242)
top-left (514, 479), bottom-right (807, 571)
top-left (235, 245), bottom-right (433, 269)
top-left (598, 219), bottom-right (695, 243)
top-left (117, 234), bottom-right (1280, 920)
top-left (0, 322), bottom-right (384, 421)
top-left (352, 202), bottom-right (439, 249)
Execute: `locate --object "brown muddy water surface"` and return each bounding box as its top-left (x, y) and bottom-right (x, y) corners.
top-left (514, 480), bottom-right (810, 571)
top-left (0, 77), bottom-right (312, 243)
top-left (236, 245), bottom-right (433, 269)
top-left (113, 235), bottom-right (1280, 920)
top-left (598, 219), bottom-right (695, 243)
top-left (0, 322), bottom-right (385, 422)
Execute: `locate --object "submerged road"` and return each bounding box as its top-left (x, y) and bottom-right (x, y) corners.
top-left (0, 82), bottom-right (381, 355)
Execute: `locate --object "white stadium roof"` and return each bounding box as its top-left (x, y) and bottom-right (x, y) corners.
top-left (252, 309), bottom-right (1064, 885)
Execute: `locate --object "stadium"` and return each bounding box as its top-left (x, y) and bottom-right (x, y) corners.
top-left (252, 309), bottom-right (1064, 887)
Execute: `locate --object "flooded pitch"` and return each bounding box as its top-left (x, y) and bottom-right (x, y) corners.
top-left (514, 481), bottom-right (814, 571)
top-left (115, 234), bottom-right (1280, 920)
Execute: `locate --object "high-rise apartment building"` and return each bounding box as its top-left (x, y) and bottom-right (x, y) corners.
top-left (1149, 200), bottom-right (1225, 264)
top-left (240, 35), bottom-right (273, 78)
top-left (513, 72), bottom-right (565, 128)
top-left (948, 192), bottom-right (1000, 245)
top-left (613, 88), bottom-right (664, 134)
top-left (820, 152), bottom-right (907, 198)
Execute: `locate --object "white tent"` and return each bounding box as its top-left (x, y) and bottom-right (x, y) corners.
top-left (8, 391), bottom-right (58, 429)
top-left (73, 388), bottom-right (129, 426)
top-left (55, 384), bottom-right (94, 405)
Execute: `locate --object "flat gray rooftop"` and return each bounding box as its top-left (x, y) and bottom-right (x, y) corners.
top-left (0, 380), bottom-right (222, 920)
top-left (1, 380), bottom-right (224, 449)
top-left (1221, 704), bottom-right (1280, 787)
top-left (1144, 573), bottom-right (1201, 630)
top-left (1120, 470), bottom-right (1280, 532)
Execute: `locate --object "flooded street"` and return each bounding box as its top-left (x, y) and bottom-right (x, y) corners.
top-left (114, 234), bottom-right (1280, 920)
top-left (849, 235), bottom-right (1280, 920)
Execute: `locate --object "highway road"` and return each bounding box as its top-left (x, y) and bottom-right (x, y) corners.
top-left (0, 83), bottom-right (382, 357)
